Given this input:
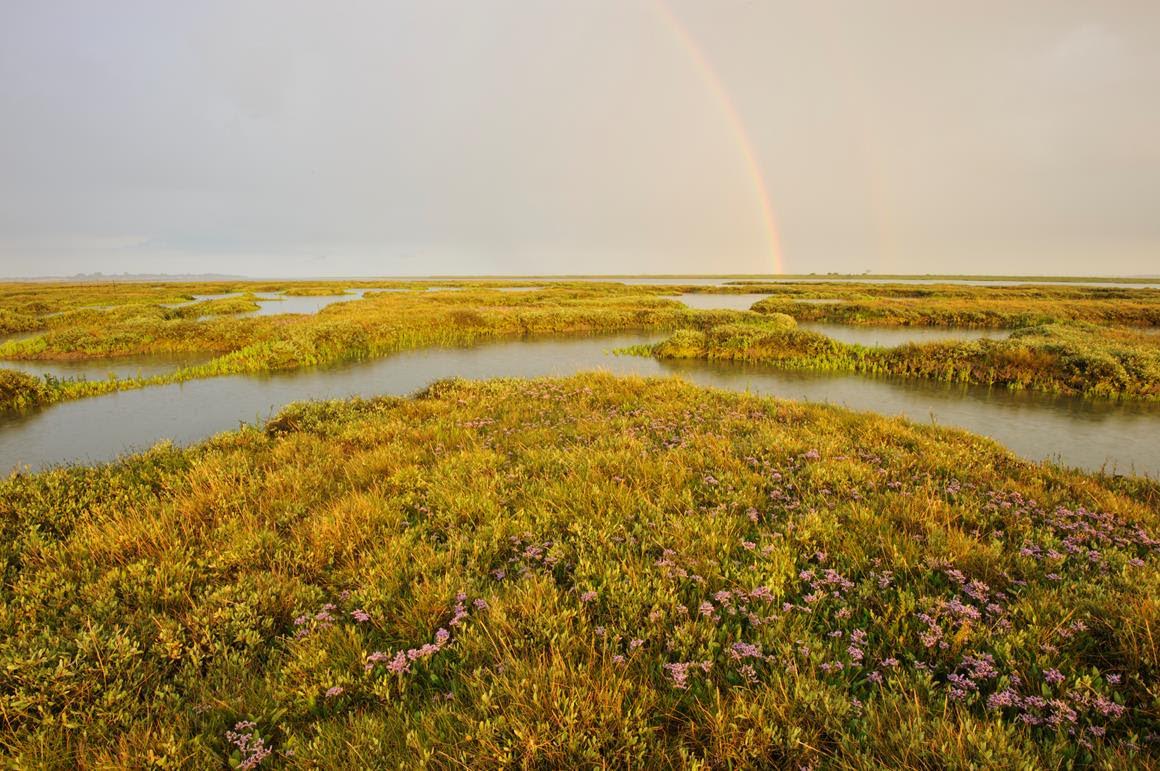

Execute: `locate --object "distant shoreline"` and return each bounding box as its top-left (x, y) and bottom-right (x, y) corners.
top-left (4, 272), bottom-right (1159, 283)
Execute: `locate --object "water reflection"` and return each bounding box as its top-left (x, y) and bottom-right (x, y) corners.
top-left (247, 291), bottom-right (371, 316)
top-left (0, 332), bottom-right (1156, 477)
top-left (1, 352), bottom-right (213, 381)
top-left (662, 294), bottom-right (771, 311)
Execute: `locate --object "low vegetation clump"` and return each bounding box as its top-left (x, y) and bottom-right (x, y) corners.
top-left (280, 287), bottom-right (354, 296)
top-left (0, 369), bottom-right (51, 411)
top-left (0, 309), bottom-right (41, 336)
top-left (168, 296), bottom-right (263, 319)
top-left (0, 374), bottom-right (1155, 766)
top-left (750, 290), bottom-right (1160, 329)
top-left (636, 319), bottom-right (1160, 400)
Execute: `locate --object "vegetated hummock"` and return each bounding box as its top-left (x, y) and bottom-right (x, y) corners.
top-left (746, 285), bottom-right (1160, 328)
top-left (0, 374), bottom-right (1155, 767)
top-left (1, 280), bottom-right (1159, 412)
top-left (0, 369), bottom-right (50, 411)
top-left (632, 315), bottom-right (1160, 400)
top-left (0, 282), bottom-right (720, 411)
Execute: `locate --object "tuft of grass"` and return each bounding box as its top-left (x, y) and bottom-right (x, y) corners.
top-left (0, 373), bottom-right (1156, 766)
top-left (0, 369), bottom-right (51, 411)
top-left (0, 309), bottom-right (41, 336)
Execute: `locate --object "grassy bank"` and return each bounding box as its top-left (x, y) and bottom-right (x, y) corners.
top-left (632, 318), bottom-right (1160, 400)
top-left (733, 280), bottom-right (1160, 326)
top-left (3, 280), bottom-right (1160, 412)
top-left (0, 374), bottom-right (1155, 766)
top-left (0, 287), bottom-right (738, 411)
top-left (0, 370), bottom-right (51, 411)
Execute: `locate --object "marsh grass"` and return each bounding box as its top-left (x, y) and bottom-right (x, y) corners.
top-left (2, 280), bottom-right (1159, 412)
top-left (0, 369), bottom-right (50, 410)
top-left (0, 373), bottom-right (1155, 767)
top-left (635, 318), bottom-right (1160, 400)
top-left (0, 284), bottom-right (749, 411)
top-left (749, 286), bottom-right (1160, 328)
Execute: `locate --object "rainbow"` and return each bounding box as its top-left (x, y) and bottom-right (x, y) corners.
top-left (653, 0), bottom-right (785, 274)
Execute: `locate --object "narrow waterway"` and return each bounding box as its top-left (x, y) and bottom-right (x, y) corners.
top-left (0, 332), bottom-right (1156, 477)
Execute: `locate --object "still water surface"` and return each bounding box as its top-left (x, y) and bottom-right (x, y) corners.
top-left (0, 333), bottom-right (1156, 477)
top-left (663, 294), bottom-right (772, 310)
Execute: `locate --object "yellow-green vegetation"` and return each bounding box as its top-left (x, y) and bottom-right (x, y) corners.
top-left (634, 317), bottom-right (1160, 400)
top-left (0, 283), bottom-right (731, 410)
top-left (746, 283), bottom-right (1160, 328)
top-left (0, 309), bottom-right (42, 336)
top-left (169, 296), bottom-right (263, 319)
top-left (281, 287), bottom-right (355, 296)
top-left (0, 369), bottom-right (50, 411)
top-left (2, 280), bottom-right (1159, 412)
top-left (0, 374), bottom-right (1155, 766)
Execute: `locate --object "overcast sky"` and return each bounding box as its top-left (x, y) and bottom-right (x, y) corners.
top-left (1, 1), bottom-right (1157, 277)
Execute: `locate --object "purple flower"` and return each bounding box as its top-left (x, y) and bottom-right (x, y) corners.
top-left (664, 662), bottom-right (691, 689)
top-left (225, 721), bottom-right (273, 770)
top-left (730, 642), bottom-right (763, 660)
top-left (580, 590), bottom-right (598, 603)
top-left (1043, 668), bottom-right (1065, 685)
top-left (351, 609), bottom-right (371, 623)
top-left (1091, 695), bottom-right (1125, 718)
top-left (749, 586), bottom-right (774, 602)
top-left (325, 685), bottom-right (344, 698)
top-left (365, 650), bottom-right (390, 672)
top-left (986, 689), bottom-right (1021, 710)
top-left (387, 651), bottom-right (410, 674)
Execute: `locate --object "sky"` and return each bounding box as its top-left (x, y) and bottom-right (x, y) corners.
top-left (1, 1), bottom-right (1158, 278)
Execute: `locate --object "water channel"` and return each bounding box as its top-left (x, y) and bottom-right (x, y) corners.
top-left (1, 332), bottom-right (1156, 477)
